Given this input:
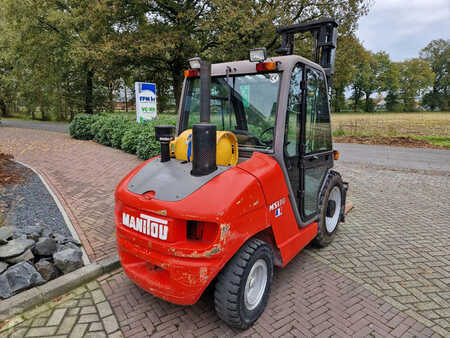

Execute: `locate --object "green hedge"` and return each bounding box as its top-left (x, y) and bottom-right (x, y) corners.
top-left (69, 114), bottom-right (177, 160)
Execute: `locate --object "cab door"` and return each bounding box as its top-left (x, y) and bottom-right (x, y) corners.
top-left (300, 67), bottom-right (333, 221)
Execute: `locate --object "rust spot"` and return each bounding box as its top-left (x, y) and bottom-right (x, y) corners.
top-left (199, 267), bottom-right (208, 283)
top-left (154, 209), bottom-right (167, 216)
top-left (219, 223), bottom-right (230, 241)
top-left (204, 245), bottom-right (221, 257)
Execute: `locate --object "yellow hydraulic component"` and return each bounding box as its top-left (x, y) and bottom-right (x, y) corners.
top-left (216, 131), bottom-right (239, 166)
top-left (170, 129), bottom-right (239, 166)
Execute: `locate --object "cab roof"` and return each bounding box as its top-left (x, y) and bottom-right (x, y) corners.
top-left (210, 55), bottom-right (324, 77)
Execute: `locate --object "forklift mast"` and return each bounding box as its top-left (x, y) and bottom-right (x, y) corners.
top-left (276, 17), bottom-right (338, 90)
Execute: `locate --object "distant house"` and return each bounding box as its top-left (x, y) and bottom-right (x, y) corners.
top-left (375, 99), bottom-right (386, 111)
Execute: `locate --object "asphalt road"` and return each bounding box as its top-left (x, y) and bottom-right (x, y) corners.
top-left (0, 119), bottom-right (69, 133)
top-left (335, 143), bottom-right (450, 173)
top-left (1, 118), bottom-right (449, 173)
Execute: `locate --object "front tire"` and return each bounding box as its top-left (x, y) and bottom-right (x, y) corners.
top-left (214, 238), bottom-right (273, 329)
top-left (313, 175), bottom-right (344, 247)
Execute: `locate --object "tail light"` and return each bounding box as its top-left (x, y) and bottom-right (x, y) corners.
top-left (187, 221), bottom-right (204, 240)
top-left (184, 69), bottom-right (199, 78)
top-left (186, 221), bottom-right (218, 242)
top-left (256, 61), bottom-right (277, 72)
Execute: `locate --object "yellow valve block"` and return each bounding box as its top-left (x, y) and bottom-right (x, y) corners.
top-left (170, 129), bottom-right (239, 166)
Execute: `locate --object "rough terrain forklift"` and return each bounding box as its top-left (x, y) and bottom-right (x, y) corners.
top-left (115, 18), bottom-right (348, 329)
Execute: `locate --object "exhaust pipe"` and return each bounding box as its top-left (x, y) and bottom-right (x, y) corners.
top-left (155, 125), bottom-right (175, 162)
top-left (190, 58), bottom-right (217, 176)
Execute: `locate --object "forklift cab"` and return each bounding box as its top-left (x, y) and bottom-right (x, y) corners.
top-left (178, 55), bottom-right (335, 228)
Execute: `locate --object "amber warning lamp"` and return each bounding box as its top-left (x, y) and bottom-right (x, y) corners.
top-left (256, 61), bottom-right (277, 72)
top-left (333, 150), bottom-right (339, 161)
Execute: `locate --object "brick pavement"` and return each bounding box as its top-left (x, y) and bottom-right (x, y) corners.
top-left (0, 127), bottom-right (141, 261)
top-left (0, 281), bottom-right (121, 337)
top-left (1, 126), bottom-right (449, 336)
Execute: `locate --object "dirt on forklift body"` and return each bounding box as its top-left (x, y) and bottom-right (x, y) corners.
top-left (115, 17), bottom-right (348, 329)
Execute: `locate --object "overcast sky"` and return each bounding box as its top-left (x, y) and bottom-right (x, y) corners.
top-left (357, 0), bottom-right (450, 62)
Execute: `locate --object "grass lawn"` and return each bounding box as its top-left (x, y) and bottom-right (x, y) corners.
top-left (332, 112), bottom-right (450, 148)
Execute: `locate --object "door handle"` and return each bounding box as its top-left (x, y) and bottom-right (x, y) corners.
top-left (309, 155), bottom-right (319, 161)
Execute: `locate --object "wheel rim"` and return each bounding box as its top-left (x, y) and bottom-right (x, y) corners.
top-left (244, 259), bottom-right (268, 311)
top-left (325, 186), bottom-right (341, 233)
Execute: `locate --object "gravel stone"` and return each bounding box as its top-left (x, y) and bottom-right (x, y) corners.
top-left (53, 248), bottom-right (83, 273)
top-left (0, 261), bottom-right (8, 274)
top-left (0, 238), bottom-right (35, 259)
top-left (35, 259), bottom-right (59, 281)
top-left (0, 225), bottom-right (15, 244)
top-left (4, 261), bottom-right (45, 293)
top-left (56, 242), bottom-right (80, 252)
top-left (6, 248), bottom-right (34, 264)
top-left (33, 237), bottom-right (57, 256)
top-left (0, 273), bottom-right (12, 299)
top-left (0, 161), bottom-right (72, 239)
top-left (22, 226), bottom-right (42, 241)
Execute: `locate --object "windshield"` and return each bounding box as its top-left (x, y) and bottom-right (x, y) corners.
top-left (181, 73), bottom-right (280, 150)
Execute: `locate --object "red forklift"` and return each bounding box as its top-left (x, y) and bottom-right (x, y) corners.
top-left (115, 18), bottom-right (348, 329)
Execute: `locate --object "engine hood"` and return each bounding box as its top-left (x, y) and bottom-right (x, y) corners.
top-left (127, 159), bottom-right (230, 201)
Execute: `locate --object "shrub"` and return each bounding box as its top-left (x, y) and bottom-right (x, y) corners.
top-left (111, 117), bottom-right (134, 149)
top-left (135, 116), bottom-right (177, 160)
top-left (95, 115), bottom-right (132, 147)
top-left (89, 115), bottom-right (109, 139)
top-left (121, 122), bottom-right (143, 154)
top-left (69, 113), bottom-right (176, 159)
top-left (69, 114), bottom-right (100, 140)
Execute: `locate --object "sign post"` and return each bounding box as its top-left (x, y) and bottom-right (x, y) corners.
top-left (135, 82), bottom-right (157, 122)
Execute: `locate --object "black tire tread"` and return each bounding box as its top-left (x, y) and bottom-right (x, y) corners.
top-left (313, 174), bottom-right (344, 247)
top-left (214, 238), bottom-right (272, 329)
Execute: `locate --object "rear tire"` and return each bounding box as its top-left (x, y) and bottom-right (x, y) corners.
top-left (214, 238), bottom-right (273, 329)
top-left (313, 175), bottom-right (344, 247)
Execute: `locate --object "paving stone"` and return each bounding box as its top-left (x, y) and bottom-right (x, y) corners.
top-left (25, 326), bottom-right (57, 337)
top-left (86, 280), bottom-right (100, 291)
top-left (80, 305), bottom-right (97, 315)
top-left (102, 315), bottom-right (119, 334)
top-left (78, 298), bottom-right (94, 307)
top-left (57, 316), bottom-right (78, 335)
top-left (31, 317), bottom-right (47, 327)
top-left (67, 307), bottom-right (80, 316)
top-left (46, 308), bottom-right (67, 326)
top-left (9, 327), bottom-right (27, 338)
top-left (69, 323), bottom-right (88, 338)
top-left (85, 333), bottom-right (107, 338)
top-left (79, 314), bottom-right (100, 323)
top-left (89, 322), bottom-right (104, 331)
top-left (92, 289), bottom-right (106, 304)
top-left (97, 301), bottom-right (113, 318)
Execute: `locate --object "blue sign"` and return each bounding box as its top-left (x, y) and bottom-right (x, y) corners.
top-left (135, 82), bottom-right (157, 122)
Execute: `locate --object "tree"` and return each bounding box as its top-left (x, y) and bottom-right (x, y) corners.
top-left (398, 58), bottom-right (435, 111)
top-left (420, 39), bottom-right (449, 110)
top-left (0, 0), bottom-right (372, 118)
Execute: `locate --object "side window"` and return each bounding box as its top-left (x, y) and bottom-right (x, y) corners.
top-left (285, 65), bottom-right (303, 157)
top-left (305, 69), bottom-right (332, 153)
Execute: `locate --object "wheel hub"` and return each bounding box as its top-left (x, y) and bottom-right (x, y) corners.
top-left (326, 200), bottom-right (336, 217)
top-left (244, 259), bottom-right (268, 311)
top-left (325, 186), bottom-right (341, 233)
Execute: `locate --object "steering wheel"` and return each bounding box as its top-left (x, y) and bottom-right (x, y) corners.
top-left (259, 127), bottom-right (274, 147)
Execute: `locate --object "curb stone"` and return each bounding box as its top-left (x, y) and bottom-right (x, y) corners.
top-left (0, 254), bottom-right (120, 322)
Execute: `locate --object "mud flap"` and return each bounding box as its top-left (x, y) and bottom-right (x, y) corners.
top-left (340, 181), bottom-right (349, 222)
